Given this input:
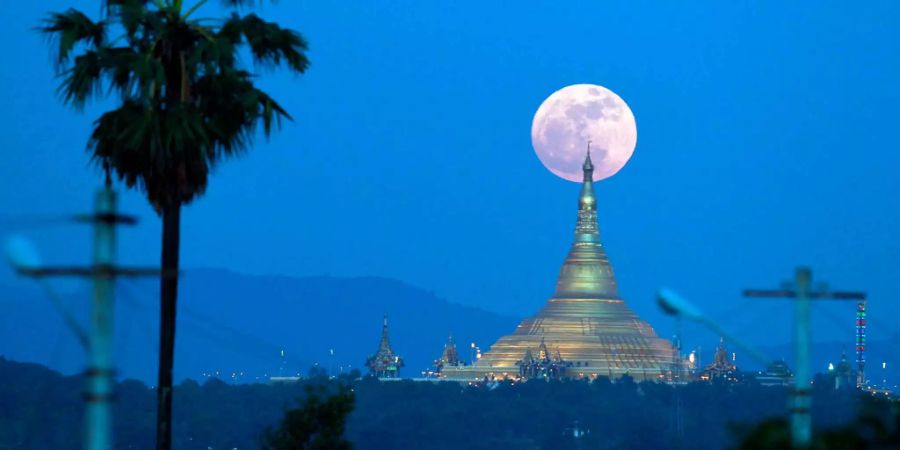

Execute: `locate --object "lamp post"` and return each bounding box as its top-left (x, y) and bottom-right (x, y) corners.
top-left (657, 288), bottom-right (771, 450)
top-left (743, 267), bottom-right (866, 448)
top-left (656, 288), bottom-right (771, 366)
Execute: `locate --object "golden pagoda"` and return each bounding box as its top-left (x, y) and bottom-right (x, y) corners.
top-left (443, 150), bottom-right (675, 381)
top-left (699, 337), bottom-right (738, 382)
top-left (433, 335), bottom-right (463, 372)
top-left (365, 314), bottom-right (404, 378)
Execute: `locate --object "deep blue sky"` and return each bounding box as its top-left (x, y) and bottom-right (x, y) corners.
top-left (1, 1), bottom-right (898, 353)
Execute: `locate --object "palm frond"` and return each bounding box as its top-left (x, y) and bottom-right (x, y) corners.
top-left (60, 51), bottom-right (104, 108)
top-left (39, 9), bottom-right (106, 66)
top-left (225, 13), bottom-right (309, 73)
top-left (90, 102), bottom-right (212, 206)
top-left (103, 46), bottom-right (141, 98)
top-left (182, 0), bottom-right (209, 19)
top-left (254, 87), bottom-right (290, 135)
top-left (46, 0), bottom-right (309, 207)
top-left (104, 0), bottom-right (152, 37)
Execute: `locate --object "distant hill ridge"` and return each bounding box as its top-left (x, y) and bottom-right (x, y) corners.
top-left (3, 268), bottom-right (898, 386)
top-left (0, 268), bottom-right (520, 384)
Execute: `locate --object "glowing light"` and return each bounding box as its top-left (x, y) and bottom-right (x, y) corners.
top-left (4, 235), bottom-right (42, 270)
top-left (531, 84), bottom-right (637, 182)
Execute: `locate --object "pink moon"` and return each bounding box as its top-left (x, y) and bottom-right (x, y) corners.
top-left (531, 84), bottom-right (638, 182)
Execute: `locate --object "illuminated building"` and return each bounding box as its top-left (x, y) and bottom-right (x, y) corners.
top-left (754, 360), bottom-right (794, 387)
top-left (699, 338), bottom-right (739, 382)
top-left (365, 315), bottom-right (404, 378)
top-left (432, 335), bottom-right (463, 373)
top-left (443, 152), bottom-right (675, 381)
top-left (516, 336), bottom-right (572, 380)
top-left (827, 352), bottom-right (855, 390)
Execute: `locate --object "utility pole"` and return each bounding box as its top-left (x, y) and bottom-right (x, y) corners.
top-left (7, 182), bottom-right (165, 450)
top-left (86, 186), bottom-right (116, 450)
top-left (743, 267), bottom-right (865, 449)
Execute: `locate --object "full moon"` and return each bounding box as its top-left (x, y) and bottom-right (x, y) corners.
top-left (531, 84), bottom-right (637, 182)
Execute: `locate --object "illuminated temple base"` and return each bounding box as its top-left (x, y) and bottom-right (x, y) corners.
top-left (443, 150), bottom-right (675, 382)
top-left (442, 298), bottom-right (676, 381)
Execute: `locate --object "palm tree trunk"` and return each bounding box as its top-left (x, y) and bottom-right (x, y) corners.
top-left (155, 202), bottom-right (181, 450)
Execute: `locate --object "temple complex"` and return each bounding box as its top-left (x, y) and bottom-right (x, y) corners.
top-left (516, 336), bottom-right (572, 379)
top-left (829, 352), bottom-right (855, 389)
top-left (699, 338), bottom-right (739, 382)
top-left (365, 315), bottom-right (404, 378)
top-left (432, 335), bottom-right (463, 373)
top-left (754, 360), bottom-right (794, 387)
top-left (443, 150), bottom-right (676, 381)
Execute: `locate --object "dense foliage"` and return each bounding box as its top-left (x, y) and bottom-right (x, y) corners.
top-left (1, 357), bottom-right (896, 450)
top-left (263, 383), bottom-right (355, 450)
top-left (39, 0), bottom-right (308, 207)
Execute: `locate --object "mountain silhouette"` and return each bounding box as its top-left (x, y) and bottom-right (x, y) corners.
top-left (0, 268), bottom-right (519, 384)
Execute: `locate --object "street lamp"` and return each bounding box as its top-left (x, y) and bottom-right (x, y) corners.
top-left (656, 288), bottom-right (770, 367)
top-left (5, 235), bottom-right (42, 270)
top-left (656, 287), bottom-right (837, 449)
top-left (5, 235), bottom-right (88, 347)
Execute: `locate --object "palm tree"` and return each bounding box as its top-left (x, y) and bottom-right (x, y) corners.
top-left (40, 1), bottom-right (309, 448)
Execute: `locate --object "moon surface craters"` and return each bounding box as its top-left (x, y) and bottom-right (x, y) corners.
top-left (531, 84), bottom-right (637, 182)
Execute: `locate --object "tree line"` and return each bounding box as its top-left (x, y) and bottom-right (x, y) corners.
top-left (2, 357), bottom-right (897, 450)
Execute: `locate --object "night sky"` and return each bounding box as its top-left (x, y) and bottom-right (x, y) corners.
top-left (1, 1), bottom-right (898, 354)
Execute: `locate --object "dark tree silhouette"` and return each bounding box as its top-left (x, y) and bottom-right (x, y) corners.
top-left (39, 2), bottom-right (309, 449)
top-left (264, 384), bottom-right (355, 450)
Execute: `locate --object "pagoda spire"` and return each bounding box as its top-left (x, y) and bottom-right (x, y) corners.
top-left (576, 143), bottom-right (598, 239)
top-left (433, 335), bottom-right (461, 371)
top-left (365, 314), bottom-right (404, 378)
top-left (379, 313), bottom-right (391, 351)
top-left (553, 142), bottom-right (619, 299)
top-left (584, 140), bottom-right (594, 173)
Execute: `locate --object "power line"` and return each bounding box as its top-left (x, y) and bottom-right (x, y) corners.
top-left (743, 267), bottom-right (866, 448)
top-left (119, 280), bottom-right (313, 375)
top-left (6, 188), bottom-right (162, 450)
top-left (0, 214), bottom-right (84, 231)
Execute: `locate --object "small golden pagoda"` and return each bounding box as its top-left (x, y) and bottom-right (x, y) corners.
top-left (699, 338), bottom-right (738, 382)
top-left (432, 335), bottom-right (463, 372)
top-left (365, 314), bottom-right (404, 378)
top-left (443, 150), bottom-right (675, 381)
